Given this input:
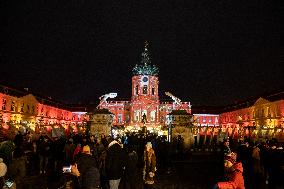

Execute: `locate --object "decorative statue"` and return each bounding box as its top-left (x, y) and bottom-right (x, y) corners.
top-left (165, 92), bottom-right (182, 109)
top-left (142, 113), bottom-right (147, 124)
top-left (97, 93), bottom-right (117, 108)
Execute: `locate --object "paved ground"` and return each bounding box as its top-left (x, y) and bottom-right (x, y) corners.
top-left (16, 153), bottom-right (271, 189)
top-left (154, 155), bottom-right (223, 189)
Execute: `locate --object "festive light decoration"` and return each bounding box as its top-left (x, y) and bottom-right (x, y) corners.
top-left (132, 41), bottom-right (159, 76)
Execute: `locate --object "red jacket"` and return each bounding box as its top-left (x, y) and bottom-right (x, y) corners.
top-left (218, 162), bottom-right (245, 189)
top-left (73, 146), bottom-right (82, 160)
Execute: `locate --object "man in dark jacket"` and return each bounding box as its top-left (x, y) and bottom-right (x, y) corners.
top-left (38, 137), bottom-right (51, 174)
top-left (75, 145), bottom-right (100, 189)
top-left (105, 139), bottom-right (126, 189)
top-left (125, 146), bottom-right (139, 189)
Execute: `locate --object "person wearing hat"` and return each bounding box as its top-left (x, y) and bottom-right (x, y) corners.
top-left (64, 138), bottom-right (76, 164)
top-left (143, 142), bottom-right (157, 188)
top-left (216, 153), bottom-right (245, 189)
top-left (72, 145), bottom-right (101, 189)
top-left (105, 138), bottom-right (126, 189)
top-left (124, 145), bottom-right (139, 189)
top-left (217, 162), bottom-right (245, 189)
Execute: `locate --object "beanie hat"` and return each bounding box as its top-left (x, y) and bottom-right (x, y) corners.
top-left (225, 153), bottom-right (236, 164)
top-left (0, 158), bottom-right (7, 177)
top-left (146, 142), bottom-right (152, 148)
top-left (82, 145), bottom-right (91, 154)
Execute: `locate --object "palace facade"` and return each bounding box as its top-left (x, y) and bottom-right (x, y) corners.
top-left (0, 85), bottom-right (87, 139)
top-left (1, 43), bottom-right (283, 143)
top-left (219, 93), bottom-right (284, 142)
top-left (98, 43), bottom-right (192, 131)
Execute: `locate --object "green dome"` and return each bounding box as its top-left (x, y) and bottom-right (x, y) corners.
top-left (132, 42), bottom-right (159, 76)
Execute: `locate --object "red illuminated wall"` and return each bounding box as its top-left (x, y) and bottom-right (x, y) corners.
top-left (0, 92), bottom-right (87, 135)
top-left (99, 74), bottom-right (191, 127)
top-left (219, 98), bottom-right (284, 139)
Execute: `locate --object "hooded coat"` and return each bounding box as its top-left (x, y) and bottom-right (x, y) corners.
top-left (218, 162), bottom-right (245, 189)
top-left (76, 153), bottom-right (100, 189)
top-left (105, 140), bottom-right (126, 180)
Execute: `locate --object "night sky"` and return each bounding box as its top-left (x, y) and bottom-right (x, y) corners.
top-left (1, 1), bottom-right (284, 106)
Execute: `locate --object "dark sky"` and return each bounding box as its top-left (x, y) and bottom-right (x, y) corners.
top-left (1, 0), bottom-right (284, 106)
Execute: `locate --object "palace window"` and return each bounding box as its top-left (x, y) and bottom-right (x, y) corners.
top-left (208, 117), bottom-right (212, 122)
top-left (21, 103), bottom-right (24, 113)
top-left (152, 88), bottom-right (155, 95)
top-left (27, 105), bottom-right (30, 113)
top-left (143, 85), bottom-right (147, 94)
top-left (118, 114), bottom-right (122, 123)
top-left (150, 110), bottom-right (156, 121)
top-left (276, 105), bottom-right (280, 117)
top-left (135, 85), bottom-right (139, 95)
top-left (267, 107), bottom-right (271, 117)
top-left (215, 117), bottom-right (218, 123)
top-left (2, 99), bottom-right (6, 110)
top-left (125, 115), bottom-right (130, 123)
top-left (134, 110), bottom-right (139, 122)
top-left (11, 101), bottom-right (15, 112)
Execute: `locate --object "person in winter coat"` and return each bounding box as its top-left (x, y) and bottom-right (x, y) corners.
top-left (217, 155), bottom-right (245, 189)
top-left (0, 158), bottom-right (7, 189)
top-left (252, 144), bottom-right (261, 173)
top-left (7, 147), bottom-right (26, 186)
top-left (143, 142), bottom-right (157, 189)
top-left (105, 138), bottom-right (126, 189)
top-left (98, 150), bottom-right (108, 189)
top-left (124, 146), bottom-right (139, 189)
top-left (64, 138), bottom-right (76, 164)
top-left (0, 140), bottom-right (15, 167)
top-left (73, 143), bottom-right (82, 160)
top-left (37, 137), bottom-right (51, 174)
top-left (13, 131), bottom-right (23, 148)
top-left (74, 145), bottom-right (100, 189)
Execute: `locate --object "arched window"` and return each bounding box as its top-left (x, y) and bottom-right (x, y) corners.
top-left (2, 99), bottom-right (6, 110)
top-left (135, 85), bottom-right (138, 95)
top-left (150, 110), bottom-right (156, 121)
top-left (143, 85), bottom-right (147, 94)
top-left (21, 103), bottom-right (24, 113)
top-left (11, 101), bottom-right (15, 111)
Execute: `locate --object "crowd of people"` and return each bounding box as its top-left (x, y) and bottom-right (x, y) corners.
top-left (215, 137), bottom-right (284, 189)
top-left (0, 130), bottom-right (283, 189)
top-left (0, 131), bottom-right (167, 189)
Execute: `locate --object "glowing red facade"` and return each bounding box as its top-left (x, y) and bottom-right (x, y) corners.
top-left (99, 43), bottom-right (191, 128)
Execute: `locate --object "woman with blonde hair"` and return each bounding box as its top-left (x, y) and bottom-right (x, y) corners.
top-left (143, 142), bottom-right (156, 189)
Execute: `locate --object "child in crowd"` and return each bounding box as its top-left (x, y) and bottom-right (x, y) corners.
top-left (215, 153), bottom-right (245, 189)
